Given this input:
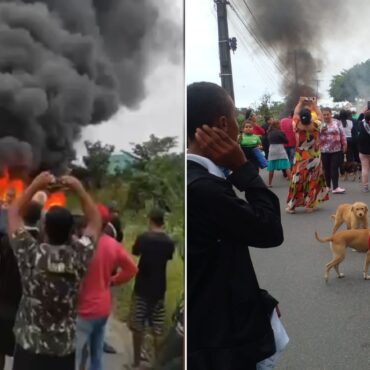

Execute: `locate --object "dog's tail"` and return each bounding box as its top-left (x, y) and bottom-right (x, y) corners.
top-left (315, 231), bottom-right (333, 243)
top-left (330, 214), bottom-right (336, 221)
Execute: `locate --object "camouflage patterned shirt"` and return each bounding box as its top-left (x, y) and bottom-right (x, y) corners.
top-left (10, 227), bottom-right (96, 356)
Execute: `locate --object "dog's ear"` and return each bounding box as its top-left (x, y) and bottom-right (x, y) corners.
top-left (351, 206), bottom-right (354, 212)
top-left (365, 205), bottom-right (369, 214)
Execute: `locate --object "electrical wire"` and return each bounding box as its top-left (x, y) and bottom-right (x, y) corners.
top-left (229, 0), bottom-right (295, 87)
top-left (228, 11), bottom-right (281, 91)
top-left (240, 0), bottom-right (283, 64)
top-left (228, 1), bottom-right (285, 75)
top-left (211, 4), bottom-right (278, 88)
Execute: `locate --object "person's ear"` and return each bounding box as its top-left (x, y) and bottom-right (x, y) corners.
top-left (215, 115), bottom-right (228, 132)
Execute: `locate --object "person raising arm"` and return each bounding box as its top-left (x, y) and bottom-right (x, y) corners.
top-left (60, 175), bottom-right (101, 244)
top-left (7, 173), bottom-right (102, 370)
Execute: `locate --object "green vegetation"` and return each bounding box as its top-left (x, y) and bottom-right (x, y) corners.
top-left (71, 135), bottom-right (184, 332)
top-left (329, 59), bottom-right (370, 102)
top-left (237, 93), bottom-right (285, 130)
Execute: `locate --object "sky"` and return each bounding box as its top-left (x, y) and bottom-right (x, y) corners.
top-left (186, 0), bottom-right (370, 109)
top-left (75, 1), bottom-right (184, 159)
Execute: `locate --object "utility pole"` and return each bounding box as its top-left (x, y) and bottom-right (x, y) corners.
top-left (214, 0), bottom-right (235, 101)
top-left (314, 79), bottom-right (323, 98)
top-left (315, 79), bottom-right (320, 98)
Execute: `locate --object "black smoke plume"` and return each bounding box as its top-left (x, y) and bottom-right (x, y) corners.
top-left (0, 0), bottom-right (180, 174)
top-left (247, 0), bottom-right (347, 113)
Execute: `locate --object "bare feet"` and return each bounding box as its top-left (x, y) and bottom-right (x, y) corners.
top-left (285, 206), bottom-right (295, 214)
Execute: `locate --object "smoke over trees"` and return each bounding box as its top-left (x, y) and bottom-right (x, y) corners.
top-left (243, 0), bottom-right (354, 110)
top-left (0, 0), bottom-right (180, 173)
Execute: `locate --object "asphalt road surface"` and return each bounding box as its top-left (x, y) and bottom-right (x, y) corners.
top-left (250, 171), bottom-right (370, 370)
top-left (5, 354), bottom-right (125, 370)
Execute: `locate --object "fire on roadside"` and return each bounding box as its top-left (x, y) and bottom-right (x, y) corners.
top-left (0, 168), bottom-right (25, 202)
top-left (0, 168), bottom-right (66, 209)
top-left (44, 191), bottom-right (67, 210)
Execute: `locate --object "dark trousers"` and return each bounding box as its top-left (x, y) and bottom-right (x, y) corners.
top-left (13, 345), bottom-right (74, 370)
top-left (321, 151), bottom-right (343, 189)
top-left (346, 137), bottom-right (356, 162)
top-left (353, 144), bottom-right (360, 163)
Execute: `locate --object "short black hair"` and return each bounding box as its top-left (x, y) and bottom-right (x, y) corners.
top-left (72, 214), bottom-right (87, 238)
top-left (23, 201), bottom-right (42, 227)
top-left (45, 206), bottom-right (74, 245)
top-left (245, 109), bottom-right (253, 120)
top-left (187, 82), bottom-right (233, 140)
top-left (300, 108), bottom-right (312, 125)
top-left (264, 116), bottom-right (272, 124)
top-left (149, 208), bottom-right (165, 226)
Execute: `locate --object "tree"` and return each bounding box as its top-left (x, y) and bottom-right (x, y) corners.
top-left (130, 134), bottom-right (178, 161)
top-left (124, 152), bottom-right (183, 212)
top-left (329, 60), bottom-right (370, 102)
top-left (238, 94), bottom-right (284, 129)
top-left (83, 140), bottom-right (114, 188)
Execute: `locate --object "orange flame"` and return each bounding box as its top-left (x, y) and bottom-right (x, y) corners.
top-left (0, 168), bottom-right (25, 203)
top-left (45, 192), bottom-right (66, 210)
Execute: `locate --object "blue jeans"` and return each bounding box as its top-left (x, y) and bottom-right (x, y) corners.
top-left (285, 147), bottom-right (295, 167)
top-left (252, 147), bottom-right (268, 168)
top-left (76, 316), bottom-right (108, 370)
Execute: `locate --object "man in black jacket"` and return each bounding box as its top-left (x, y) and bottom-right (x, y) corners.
top-left (187, 82), bottom-right (284, 370)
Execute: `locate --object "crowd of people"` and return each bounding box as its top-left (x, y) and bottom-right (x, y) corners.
top-left (239, 97), bottom-right (370, 213)
top-left (0, 173), bottom-right (180, 370)
top-left (187, 81), bottom-right (369, 370)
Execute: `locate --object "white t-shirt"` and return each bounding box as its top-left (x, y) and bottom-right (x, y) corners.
top-left (342, 120), bottom-right (353, 138)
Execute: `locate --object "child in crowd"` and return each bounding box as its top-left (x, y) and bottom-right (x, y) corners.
top-left (267, 121), bottom-right (291, 187)
top-left (239, 122), bottom-right (268, 170)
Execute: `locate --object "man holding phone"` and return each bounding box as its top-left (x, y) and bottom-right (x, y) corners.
top-left (187, 82), bottom-right (285, 370)
top-left (7, 172), bottom-right (101, 370)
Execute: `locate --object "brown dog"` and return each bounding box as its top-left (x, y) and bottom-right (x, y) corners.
top-left (340, 161), bottom-right (361, 181)
top-left (331, 202), bottom-right (368, 234)
top-left (315, 229), bottom-right (370, 281)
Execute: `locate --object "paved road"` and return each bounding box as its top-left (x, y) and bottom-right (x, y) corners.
top-left (250, 171), bottom-right (370, 370)
top-left (5, 354), bottom-right (125, 370)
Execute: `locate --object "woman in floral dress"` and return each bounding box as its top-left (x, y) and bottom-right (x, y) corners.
top-left (286, 97), bottom-right (329, 213)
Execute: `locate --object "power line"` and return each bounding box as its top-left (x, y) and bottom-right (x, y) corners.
top-left (211, 6), bottom-right (279, 101)
top-left (211, 7), bottom-right (281, 97)
top-left (231, 1), bottom-right (296, 88)
top-left (240, 0), bottom-right (283, 64)
top-left (228, 1), bottom-right (286, 77)
top-left (230, 0), bottom-right (297, 87)
top-left (227, 11), bottom-right (281, 90)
